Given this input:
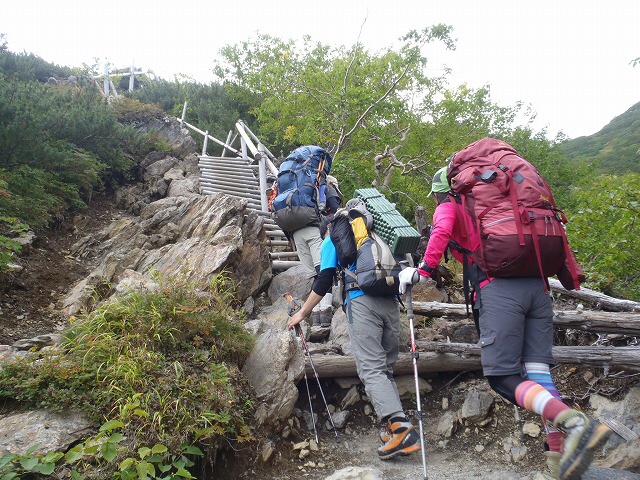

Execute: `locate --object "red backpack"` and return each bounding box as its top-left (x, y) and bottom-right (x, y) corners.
top-left (446, 138), bottom-right (582, 289)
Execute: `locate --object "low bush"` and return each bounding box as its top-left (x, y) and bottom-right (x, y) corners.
top-left (0, 273), bottom-right (255, 478)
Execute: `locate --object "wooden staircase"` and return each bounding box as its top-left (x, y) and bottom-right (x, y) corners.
top-left (175, 108), bottom-right (301, 270)
top-left (197, 154), bottom-right (300, 271)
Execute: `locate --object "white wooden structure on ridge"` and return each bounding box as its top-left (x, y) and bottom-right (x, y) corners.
top-left (177, 103), bottom-right (300, 270)
top-left (93, 62), bottom-right (155, 98)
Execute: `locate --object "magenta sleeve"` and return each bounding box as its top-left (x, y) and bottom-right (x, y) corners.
top-left (418, 202), bottom-right (457, 277)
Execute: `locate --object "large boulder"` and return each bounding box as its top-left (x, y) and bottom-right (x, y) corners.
top-left (242, 297), bottom-right (305, 429)
top-left (592, 387), bottom-right (640, 472)
top-left (0, 410), bottom-right (92, 456)
top-left (115, 152), bottom-right (201, 214)
top-left (134, 117), bottom-right (198, 158)
top-left (268, 264), bottom-right (314, 302)
top-left (64, 194), bottom-right (271, 314)
top-left (242, 327), bottom-right (303, 429)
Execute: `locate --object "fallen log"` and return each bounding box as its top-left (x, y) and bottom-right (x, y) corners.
top-left (305, 351), bottom-right (479, 378)
top-left (552, 310), bottom-right (640, 336)
top-left (411, 302), bottom-right (640, 336)
top-left (412, 301), bottom-right (468, 318)
top-left (306, 343), bottom-right (640, 377)
top-left (415, 341), bottom-right (640, 372)
top-left (548, 278), bottom-right (640, 312)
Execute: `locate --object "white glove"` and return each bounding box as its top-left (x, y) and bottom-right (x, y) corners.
top-left (398, 267), bottom-right (420, 295)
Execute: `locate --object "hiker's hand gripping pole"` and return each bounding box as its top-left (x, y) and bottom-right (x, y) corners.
top-left (406, 284), bottom-right (429, 480)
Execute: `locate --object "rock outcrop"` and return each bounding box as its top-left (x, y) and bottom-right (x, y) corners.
top-left (63, 194), bottom-right (271, 315)
top-left (0, 410), bottom-right (92, 457)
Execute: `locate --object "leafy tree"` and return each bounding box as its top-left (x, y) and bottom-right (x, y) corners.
top-left (567, 172), bottom-right (640, 300)
top-left (215, 27), bottom-right (455, 158)
top-left (347, 84), bottom-right (574, 218)
top-left (215, 32), bottom-right (574, 219)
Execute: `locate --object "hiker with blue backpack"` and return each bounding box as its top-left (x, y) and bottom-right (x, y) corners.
top-left (398, 138), bottom-right (612, 480)
top-left (271, 146), bottom-right (341, 327)
top-left (287, 200), bottom-right (422, 461)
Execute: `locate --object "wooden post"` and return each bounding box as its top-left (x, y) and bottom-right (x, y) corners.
top-left (202, 131), bottom-right (209, 156)
top-left (257, 145), bottom-right (268, 212)
top-left (222, 130), bottom-right (233, 158)
top-left (415, 206), bottom-right (429, 236)
top-left (129, 62), bottom-right (135, 91)
top-left (240, 136), bottom-right (248, 161)
top-left (180, 102), bottom-right (188, 127)
top-left (103, 63), bottom-right (109, 97)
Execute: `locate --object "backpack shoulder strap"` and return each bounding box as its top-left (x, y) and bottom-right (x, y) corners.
top-left (448, 193), bottom-right (469, 241)
top-left (343, 267), bottom-right (357, 279)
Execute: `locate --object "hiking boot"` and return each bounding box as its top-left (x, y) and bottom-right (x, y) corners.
top-left (319, 308), bottom-right (332, 328)
top-left (377, 420), bottom-right (421, 460)
top-left (379, 424), bottom-right (392, 444)
top-left (553, 410), bottom-right (612, 480)
top-left (544, 451), bottom-right (561, 480)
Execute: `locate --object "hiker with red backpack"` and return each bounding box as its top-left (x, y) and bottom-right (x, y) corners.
top-left (398, 138), bottom-right (612, 480)
top-left (287, 201), bottom-right (422, 462)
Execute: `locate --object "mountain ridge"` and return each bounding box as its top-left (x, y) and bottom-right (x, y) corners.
top-left (561, 100), bottom-right (640, 173)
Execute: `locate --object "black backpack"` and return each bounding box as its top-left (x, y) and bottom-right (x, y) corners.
top-left (330, 214), bottom-right (401, 297)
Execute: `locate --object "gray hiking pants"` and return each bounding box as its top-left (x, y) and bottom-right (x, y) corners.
top-left (292, 225), bottom-right (323, 278)
top-left (478, 277), bottom-right (555, 376)
top-left (347, 294), bottom-right (403, 421)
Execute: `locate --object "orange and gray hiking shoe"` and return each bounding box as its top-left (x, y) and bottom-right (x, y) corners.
top-left (379, 423), bottom-right (392, 444)
top-left (553, 410), bottom-right (612, 480)
top-left (377, 419), bottom-right (421, 460)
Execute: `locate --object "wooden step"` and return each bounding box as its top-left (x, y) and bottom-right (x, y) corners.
top-left (199, 154), bottom-right (298, 271)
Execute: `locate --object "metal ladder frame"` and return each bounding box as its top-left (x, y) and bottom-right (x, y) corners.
top-left (177, 102), bottom-right (279, 213)
top-left (176, 103), bottom-right (299, 270)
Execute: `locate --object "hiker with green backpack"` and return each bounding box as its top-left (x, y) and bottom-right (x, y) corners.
top-left (287, 200), bottom-right (422, 461)
top-left (398, 138), bottom-right (612, 480)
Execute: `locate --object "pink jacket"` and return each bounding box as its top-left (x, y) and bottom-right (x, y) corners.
top-left (417, 199), bottom-right (481, 278)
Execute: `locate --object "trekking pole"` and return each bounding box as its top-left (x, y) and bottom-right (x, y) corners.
top-left (406, 285), bottom-right (428, 480)
top-left (284, 293), bottom-right (340, 443)
top-left (291, 325), bottom-right (319, 444)
top-left (295, 323), bottom-right (340, 443)
top-left (514, 405), bottom-right (526, 442)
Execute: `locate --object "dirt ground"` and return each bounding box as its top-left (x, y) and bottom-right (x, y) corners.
top-left (212, 363), bottom-right (638, 480)
top-left (213, 370), bottom-right (548, 480)
top-left (0, 195), bottom-right (117, 345)
top-left (1, 193), bottom-right (637, 480)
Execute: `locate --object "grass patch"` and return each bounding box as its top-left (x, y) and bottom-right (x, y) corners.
top-left (0, 272), bottom-right (255, 478)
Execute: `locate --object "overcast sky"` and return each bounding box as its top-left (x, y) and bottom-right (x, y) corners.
top-left (2, 0), bottom-right (638, 139)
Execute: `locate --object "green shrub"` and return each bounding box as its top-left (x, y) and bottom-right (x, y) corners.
top-left (0, 416), bottom-right (205, 479)
top-left (0, 273), bottom-right (256, 477)
top-left (0, 213), bottom-right (28, 271)
top-left (567, 172), bottom-right (640, 300)
top-left (112, 97), bottom-right (165, 124)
